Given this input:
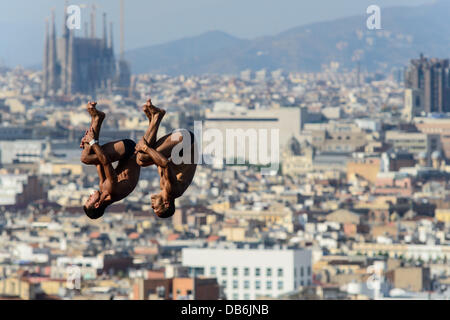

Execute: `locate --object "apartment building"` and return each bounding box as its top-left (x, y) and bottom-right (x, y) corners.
top-left (182, 246), bottom-right (312, 300)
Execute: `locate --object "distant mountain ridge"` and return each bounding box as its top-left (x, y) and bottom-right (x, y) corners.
top-left (125, 31), bottom-right (248, 75)
top-left (125, 0), bottom-right (450, 75)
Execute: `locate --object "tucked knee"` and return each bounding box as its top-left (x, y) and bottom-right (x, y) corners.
top-left (81, 155), bottom-right (90, 165)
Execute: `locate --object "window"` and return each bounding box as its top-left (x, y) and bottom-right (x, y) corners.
top-left (244, 293), bottom-right (250, 300)
top-left (222, 280), bottom-right (227, 287)
top-left (255, 268), bottom-right (261, 277)
top-left (277, 268), bottom-right (283, 277)
top-left (244, 268), bottom-right (250, 276)
top-left (193, 267), bottom-right (204, 276)
top-left (233, 267), bottom-right (238, 276)
top-left (278, 281), bottom-right (284, 290)
top-left (307, 266), bottom-right (311, 276)
top-left (294, 268), bottom-right (297, 277)
top-left (266, 268), bottom-right (272, 277)
top-left (244, 280), bottom-right (250, 289)
top-left (221, 267), bottom-right (227, 276)
top-left (255, 280), bottom-right (261, 290)
top-left (233, 293), bottom-right (239, 300)
top-left (233, 280), bottom-right (238, 289)
top-left (210, 266), bottom-right (216, 276)
top-left (300, 266), bottom-right (304, 277)
top-left (156, 286), bottom-right (165, 298)
top-left (266, 281), bottom-right (272, 290)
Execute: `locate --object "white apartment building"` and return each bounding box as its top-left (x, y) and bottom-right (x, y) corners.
top-left (202, 106), bottom-right (307, 164)
top-left (0, 174), bottom-right (28, 205)
top-left (0, 174), bottom-right (45, 206)
top-left (352, 243), bottom-right (450, 262)
top-left (385, 131), bottom-right (441, 157)
top-left (13, 244), bottom-right (49, 264)
top-left (0, 140), bottom-right (46, 164)
top-left (182, 246), bottom-right (312, 300)
top-left (56, 256), bottom-right (104, 269)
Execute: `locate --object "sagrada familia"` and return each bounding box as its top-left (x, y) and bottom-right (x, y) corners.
top-left (42, 5), bottom-right (131, 97)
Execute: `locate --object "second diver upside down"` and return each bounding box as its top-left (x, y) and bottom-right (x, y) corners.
top-left (134, 99), bottom-right (197, 218)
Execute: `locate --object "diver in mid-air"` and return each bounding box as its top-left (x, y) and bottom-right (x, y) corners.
top-left (134, 99), bottom-right (197, 218)
top-left (80, 102), bottom-right (141, 219)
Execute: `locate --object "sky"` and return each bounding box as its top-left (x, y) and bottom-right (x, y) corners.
top-left (0, 0), bottom-right (436, 67)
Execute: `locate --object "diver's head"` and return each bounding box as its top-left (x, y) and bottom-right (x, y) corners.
top-left (151, 192), bottom-right (175, 218)
top-left (83, 190), bottom-right (107, 219)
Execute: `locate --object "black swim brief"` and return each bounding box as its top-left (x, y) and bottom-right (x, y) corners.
top-left (122, 139), bottom-right (136, 160)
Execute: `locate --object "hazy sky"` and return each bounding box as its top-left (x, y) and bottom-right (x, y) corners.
top-left (0, 0), bottom-right (436, 67)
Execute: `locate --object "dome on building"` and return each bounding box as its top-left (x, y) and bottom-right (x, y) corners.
top-left (418, 151), bottom-right (427, 160)
top-left (431, 150), bottom-right (442, 160)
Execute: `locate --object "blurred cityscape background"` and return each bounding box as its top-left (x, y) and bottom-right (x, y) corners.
top-left (0, 0), bottom-right (450, 300)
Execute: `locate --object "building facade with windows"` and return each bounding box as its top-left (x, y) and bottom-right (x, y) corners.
top-left (203, 106), bottom-right (308, 163)
top-left (181, 246), bottom-right (312, 300)
top-left (404, 55), bottom-right (450, 114)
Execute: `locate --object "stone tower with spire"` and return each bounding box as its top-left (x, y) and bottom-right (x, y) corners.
top-left (42, 18), bottom-right (49, 94)
top-left (42, 4), bottom-right (125, 97)
top-left (45, 9), bottom-right (59, 96)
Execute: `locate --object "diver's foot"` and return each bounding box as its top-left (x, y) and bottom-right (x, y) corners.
top-left (87, 101), bottom-right (105, 122)
top-left (142, 102), bottom-right (153, 121)
top-left (146, 99), bottom-right (166, 118)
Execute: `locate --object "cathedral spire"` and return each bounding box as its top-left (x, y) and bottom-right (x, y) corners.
top-left (90, 4), bottom-right (96, 38)
top-left (62, 1), bottom-right (71, 95)
top-left (67, 28), bottom-right (75, 96)
top-left (120, 0), bottom-right (125, 60)
top-left (48, 9), bottom-right (58, 94)
top-left (102, 12), bottom-right (108, 49)
top-left (43, 17), bottom-right (49, 95)
top-left (63, 0), bottom-right (69, 37)
top-left (109, 22), bottom-right (114, 52)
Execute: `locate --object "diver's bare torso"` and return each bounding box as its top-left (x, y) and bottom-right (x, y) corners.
top-left (103, 154), bottom-right (141, 202)
top-left (158, 158), bottom-right (197, 199)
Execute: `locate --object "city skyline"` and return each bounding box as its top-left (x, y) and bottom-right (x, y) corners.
top-left (1, 53), bottom-right (450, 300)
top-left (1, 0), bottom-right (450, 304)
